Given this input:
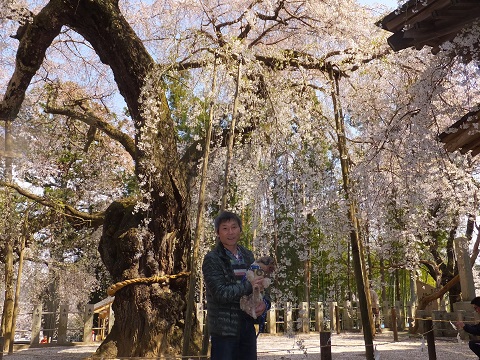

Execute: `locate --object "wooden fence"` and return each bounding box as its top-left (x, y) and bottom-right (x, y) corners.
top-left (16, 303), bottom-right (106, 345)
top-left (18, 299), bottom-right (465, 345)
top-left (196, 301), bottom-right (368, 334)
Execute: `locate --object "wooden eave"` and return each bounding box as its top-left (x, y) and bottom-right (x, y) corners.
top-left (378, 0), bottom-right (480, 53)
top-left (438, 109), bottom-right (480, 156)
top-left (94, 296), bottom-right (114, 313)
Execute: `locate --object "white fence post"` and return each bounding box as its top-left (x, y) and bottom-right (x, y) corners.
top-left (329, 302), bottom-right (337, 332)
top-left (285, 302), bottom-right (293, 334)
top-left (267, 302), bottom-right (276, 334)
top-left (108, 304), bottom-right (115, 333)
top-left (300, 302), bottom-right (309, 333)
top-left (343, 300), bottom-right (353, 330)
top-left (315, 302), bottom-right (324, 331)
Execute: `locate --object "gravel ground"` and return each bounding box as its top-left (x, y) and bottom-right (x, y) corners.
top-left (257, 331), bottom-right (477, 359)
top-left (1, 331), bottom-right (478, 359)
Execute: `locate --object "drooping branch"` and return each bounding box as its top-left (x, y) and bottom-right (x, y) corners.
top-left (44, 104), bottom-right (136, 159)
top-left (0, 181), bottom-right (105, 227)
top-left (1, 0), bottom-right (155, 129)
top-left (176, 47), bottom-right (390, 77)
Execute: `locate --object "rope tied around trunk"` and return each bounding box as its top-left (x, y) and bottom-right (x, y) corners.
top-left (107, 271), bottom-right (191, 296)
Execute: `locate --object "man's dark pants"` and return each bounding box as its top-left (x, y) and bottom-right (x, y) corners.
top-left (469, 340), bottom-right (480, 358)
top-left (210, 316), bottom-right (257, 360)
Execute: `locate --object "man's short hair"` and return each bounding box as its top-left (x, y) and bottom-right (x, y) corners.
top-left (471, 297), bottom-right (480, 307)
top-left (214, 211), bottom-right (242, 233)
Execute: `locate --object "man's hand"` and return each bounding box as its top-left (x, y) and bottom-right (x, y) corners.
top-left (455, 321), bottom-right (465, 330)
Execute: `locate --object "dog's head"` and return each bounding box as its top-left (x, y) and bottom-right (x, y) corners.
top-left (246, 256), bottom-right (275, 286)
top-left (255, 256), bottom-right (275, 275)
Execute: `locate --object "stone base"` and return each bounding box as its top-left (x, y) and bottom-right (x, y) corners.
top-left (453, 301), bottom-right (479, 341)
top-left (453, 301), bottom-right (474, 312)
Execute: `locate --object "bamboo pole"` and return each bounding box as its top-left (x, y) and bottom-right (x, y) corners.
top-left (183, 56), bottom-right (218, 358)
top-left (329, 65), bottom-right (374, 360)
top-left (8, 226), bottom-right (27, 354)
top-left (1, 120), bottom-right (15, 354)
top-left (220, 58), bottom-right (242, 211)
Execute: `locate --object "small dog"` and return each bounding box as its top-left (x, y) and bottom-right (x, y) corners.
top-left (240, 256), bottom-right (275, 319)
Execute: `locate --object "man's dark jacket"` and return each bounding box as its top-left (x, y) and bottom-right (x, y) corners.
top-left (203, 243), bottom-right (268, 337)
top-left (464, 322), bottom-right (480, 335)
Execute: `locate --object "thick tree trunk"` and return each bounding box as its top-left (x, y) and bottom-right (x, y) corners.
top-left (95, 199), bottom-right (198, 358)
top-left (0, 0), bottom-right (199, 357)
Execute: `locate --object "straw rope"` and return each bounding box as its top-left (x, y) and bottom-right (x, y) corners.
top-left (107, 271), bottom-right (190, 296)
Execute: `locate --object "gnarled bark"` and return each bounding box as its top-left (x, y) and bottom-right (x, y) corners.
top-left (95, 200), bottom-right (196, 358)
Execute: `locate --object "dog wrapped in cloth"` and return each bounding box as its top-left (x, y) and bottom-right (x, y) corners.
top-left (240, 256), bottom-right (275, 319)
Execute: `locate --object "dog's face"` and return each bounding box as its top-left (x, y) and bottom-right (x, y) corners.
top-left (246, 256), bottom-right (275, 285)
top-left (255, 256), bottom-right (275, 275)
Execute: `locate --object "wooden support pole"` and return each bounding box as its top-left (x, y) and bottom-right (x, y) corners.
top-left (335, 305), bottom-right (341, 334)
top-left (391, 307), bottom-right (398, 342)
top-left (320, 331), bottom-right (332, 360)
top-left (425, 318), bottom-right (437, 360)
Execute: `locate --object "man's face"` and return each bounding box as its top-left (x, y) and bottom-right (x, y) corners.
top-left (474, 304), bottom-right (480, 314)
top-left (217, 219), bottom-right (241, 248)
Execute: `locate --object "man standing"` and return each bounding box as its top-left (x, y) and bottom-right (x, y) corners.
top-left (202, 211), bottom-right (269, 360)
top-left (456, 296), bottom-right (480, 359)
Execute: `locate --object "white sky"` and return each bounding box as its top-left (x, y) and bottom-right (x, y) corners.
top-left (357, 0), bottom-right (399, 10)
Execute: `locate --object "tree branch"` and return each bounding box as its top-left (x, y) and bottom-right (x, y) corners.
top-left (44, 104), bottom-right (136, 159)
top-left (0, 181), bottom-right (105, 227)
top-left (0, 1), bottom-right (64, 120)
